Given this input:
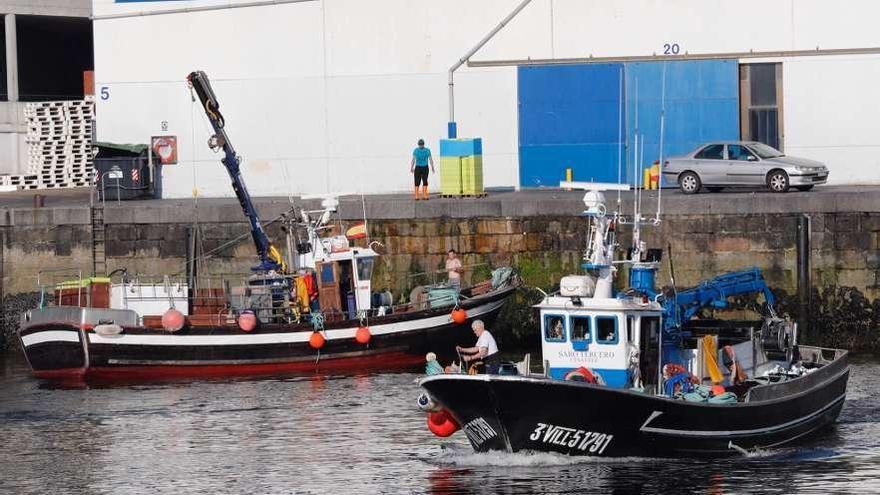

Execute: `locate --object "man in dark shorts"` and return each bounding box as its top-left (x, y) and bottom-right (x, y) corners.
top-left (410, 138), bottom-right (434, 200)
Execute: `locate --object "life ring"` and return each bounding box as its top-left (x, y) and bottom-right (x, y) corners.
top-left (427, 409), bottom-right (460, 437)
top-left (564, 366), bottom-right (603, 385)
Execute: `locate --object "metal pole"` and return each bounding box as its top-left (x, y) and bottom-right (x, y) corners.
top-left (447, 0), bottom-right (535, 137)
top-left (796, 214), bottom-right (811, 338)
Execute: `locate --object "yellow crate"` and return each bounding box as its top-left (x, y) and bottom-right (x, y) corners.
top-left (461, 155), bottom-right (484, 194)
top-left (440, 156), bottom-right (462, 196)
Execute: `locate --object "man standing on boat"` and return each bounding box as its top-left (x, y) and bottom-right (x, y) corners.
top-left (456, 320), bottom-right (501, 374)
top-left (410, 138), bottom-right (434, 200)
top-left (445, 249), bottom-right (463, 291)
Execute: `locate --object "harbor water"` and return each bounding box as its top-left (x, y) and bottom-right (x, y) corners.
top-left (1, 354), bottom-right (879, 494)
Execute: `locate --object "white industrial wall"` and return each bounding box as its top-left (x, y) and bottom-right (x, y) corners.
top-left (92, 0), bottom-right (880, 198)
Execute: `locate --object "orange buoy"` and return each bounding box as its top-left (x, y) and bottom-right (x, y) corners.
top-left (450, 308), bottom-right (467, 325)
top-left (355, 326), bottom-right (371, 345)
top-left (427, 410), bottom-right (460, 437)
top-left (161, 308), bottom-right (185, 332)
top-left (309, 331), bottom-right (326, 350)
top-left (711, 384), bottom-right (726, 396)
top-left (238, 311), bottom-right (257, 332)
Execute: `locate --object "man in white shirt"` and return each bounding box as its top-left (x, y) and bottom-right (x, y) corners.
top-left (456, 319), bottom-right (501, 374)
top-left (445, 249), bottom-right (463, 290)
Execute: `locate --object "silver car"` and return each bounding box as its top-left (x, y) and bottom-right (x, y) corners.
top-left (662, 141), bottom-right (829, 194)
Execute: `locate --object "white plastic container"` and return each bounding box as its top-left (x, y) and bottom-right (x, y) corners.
top-left (559, 275), bottom-right (596, 297)
top-left (110, 282), bottom-right (189, 315)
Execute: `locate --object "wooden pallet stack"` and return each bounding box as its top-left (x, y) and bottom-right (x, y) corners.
top-left (0, 96), bottom-right (95, 190)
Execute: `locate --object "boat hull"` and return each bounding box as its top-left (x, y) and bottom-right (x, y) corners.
top-left (420, 348), bottom-right (849, 457)
top-left (19, 287), bottom-right (513, 381)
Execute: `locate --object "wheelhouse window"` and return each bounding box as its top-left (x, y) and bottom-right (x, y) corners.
top-left (356, 257), bottom-right (374, 282)
top-left (570, 316), bottom-right (591, 343)
top-left (544, 315), bottom-right (566, 342)
top-left (727, 145), bottom-right (757, 162)
top-left (596, 316), bottom-right (618, 344)
top-left (626, 315), bottom-right (634, 344)
top-left (695, 144), bottom-right (724, 160)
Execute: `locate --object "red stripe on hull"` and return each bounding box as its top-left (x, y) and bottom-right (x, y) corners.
top-left (35, 352), bottom-right (425, 382)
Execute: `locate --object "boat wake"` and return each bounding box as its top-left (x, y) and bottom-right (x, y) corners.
top-left (430, 443), bottom-right (655, 467)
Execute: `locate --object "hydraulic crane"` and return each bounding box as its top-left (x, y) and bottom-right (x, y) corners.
top-left (187, 71), bottom-right (286, 273)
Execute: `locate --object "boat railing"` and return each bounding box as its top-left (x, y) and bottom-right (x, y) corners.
top-left (36, 267), bottom-right (86, 308)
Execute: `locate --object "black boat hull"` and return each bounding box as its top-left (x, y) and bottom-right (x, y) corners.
top-left (19, 287), bottom-right (513, 381)
top-left (420, 348), bottom-right (849, 457)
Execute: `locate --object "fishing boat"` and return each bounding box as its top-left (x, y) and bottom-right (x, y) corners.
top-left (417, 182), bottom-right (848, 457)
top-left (16, 71), bottom-right (518, 381)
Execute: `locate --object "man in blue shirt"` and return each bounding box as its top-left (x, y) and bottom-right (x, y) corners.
top-left (410, 139), bottom-right (434, 200)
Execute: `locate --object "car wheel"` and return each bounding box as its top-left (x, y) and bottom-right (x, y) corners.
top-left (795, 185), bottom-right (814, 192)
top-left (707, 187), bottom-right (723, 193)
top-left (767, 170), bottom-right (790, 193)
top-left (679, 172), bottom-right (701, 194)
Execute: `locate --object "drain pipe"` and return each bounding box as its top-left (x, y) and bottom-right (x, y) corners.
top-left (447, 0), bottom-right (535, 138)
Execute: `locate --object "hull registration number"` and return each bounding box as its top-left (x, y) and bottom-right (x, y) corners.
top-left (529, 423), bottom-right (613, 454)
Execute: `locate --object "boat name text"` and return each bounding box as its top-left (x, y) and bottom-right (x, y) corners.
top-left (463, 417), bottom-right (498, 447)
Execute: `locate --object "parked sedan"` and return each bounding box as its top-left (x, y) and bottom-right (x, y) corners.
top-left (662, 141), bottom-right (829, 194)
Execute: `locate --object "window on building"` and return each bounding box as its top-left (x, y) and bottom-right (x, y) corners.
top-left (740, 63), bottom-right (782, 151)
top-left (695, 144), bottom-right (724, 160)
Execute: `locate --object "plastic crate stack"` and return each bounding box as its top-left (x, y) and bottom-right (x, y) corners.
top-left (0, 96), bottom-right (95, 190)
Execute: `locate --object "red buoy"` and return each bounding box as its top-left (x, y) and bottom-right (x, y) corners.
top-left (309, 331), bottom-right (326, 350)
top-left (563, 366), bottom-right (599, 384)
top-left (355, 326), bottom-right (371, 345)
top-left (450, 308), bottom-right (467, 325)
top-left (161, 308), bottom-right (185, 332)
top-left (427, 409), bottom-right (460, 437)
top-left (711, 384), bottom-right (726, 396)
top-left (238, 311), bottom-right (257, 332)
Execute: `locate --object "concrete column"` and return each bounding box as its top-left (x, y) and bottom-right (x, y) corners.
top-left (5, 13), bottom-right (17, 102)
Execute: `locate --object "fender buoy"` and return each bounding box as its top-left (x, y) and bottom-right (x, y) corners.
top-left (427, 409), bottom-right (460, 437)
top-left (238, 311), bottom-right (257, 332)
top-left (711, 384), bottom-right (726, 396)
top-left (161, 309), bottom-right (185, 332)
top-left (355, 326), bottom-right (371, 345)
top-left (309, 331), bottom-right (326, 350)
top-left (564, 366), bottom-right (599, 384)
top-left (451, 308), bottom-right (467, 325)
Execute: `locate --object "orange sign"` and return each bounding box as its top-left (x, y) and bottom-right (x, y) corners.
top-left (151, 135), bottom-right (178, 165)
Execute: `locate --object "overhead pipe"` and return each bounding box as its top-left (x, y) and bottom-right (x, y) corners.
top-left (447, 0), bottom-right (535, 138)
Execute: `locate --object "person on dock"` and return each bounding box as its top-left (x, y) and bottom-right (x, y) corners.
top-left (445, 249), bottom-right (463, 290)
top-left (456, 319), bottom-right (501, 374)
top-left (410, 138), bottom-right (434, 200)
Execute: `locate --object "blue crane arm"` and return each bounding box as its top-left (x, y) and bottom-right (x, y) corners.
top-left (187, 71), bottom-right (284, 273)
top-left (663, 267), bottom-right (776, 332)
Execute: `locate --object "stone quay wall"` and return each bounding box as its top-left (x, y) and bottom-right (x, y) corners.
top-left (2, 190), bottom-right (880, 351)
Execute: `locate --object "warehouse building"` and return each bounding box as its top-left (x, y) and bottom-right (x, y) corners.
top-left (92, 0), bottom-right (880, 198)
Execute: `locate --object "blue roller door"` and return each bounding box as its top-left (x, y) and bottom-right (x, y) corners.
top-left (518, 64), bottom-right (624, 187)
top-left (624, 60), bottom-right (739, 184)
top-left (516, 60), bottom-right (739, 188)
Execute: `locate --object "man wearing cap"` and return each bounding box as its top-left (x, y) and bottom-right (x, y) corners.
top-left (410, 138), bottom-right (434, 200)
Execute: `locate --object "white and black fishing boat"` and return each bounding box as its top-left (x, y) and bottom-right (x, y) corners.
top-left (418, 182), bottom-right (848, 457)
top-left (17, 71), bottom-right (518, 382)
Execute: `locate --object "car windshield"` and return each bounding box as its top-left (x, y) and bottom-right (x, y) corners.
top-left (748, 143), bottom-right (784, 159)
